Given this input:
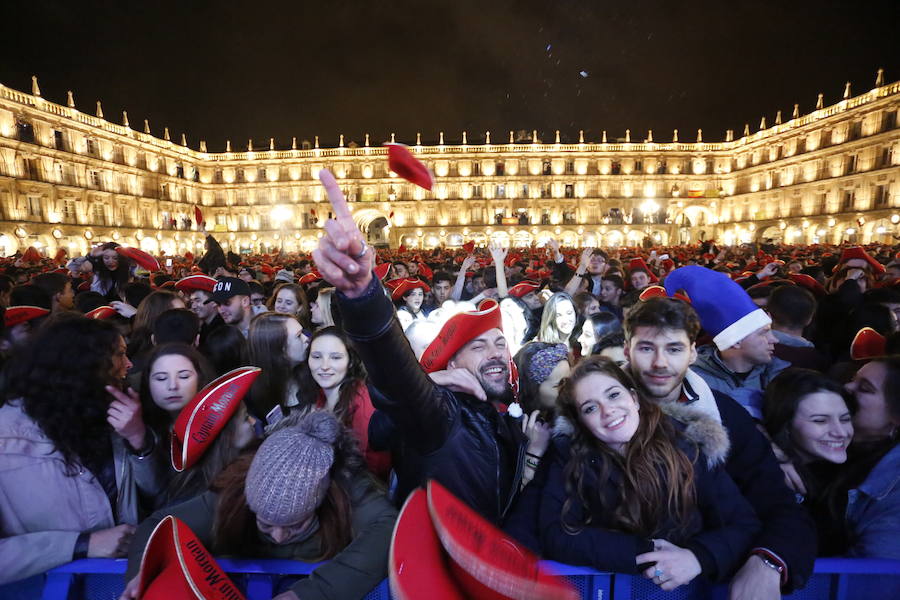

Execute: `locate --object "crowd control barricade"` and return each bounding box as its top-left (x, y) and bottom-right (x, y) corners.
top-left (0, 557), bottom-right (898, 599)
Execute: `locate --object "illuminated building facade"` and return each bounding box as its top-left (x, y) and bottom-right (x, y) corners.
top-left (0, 71), bottom-right (898, 257)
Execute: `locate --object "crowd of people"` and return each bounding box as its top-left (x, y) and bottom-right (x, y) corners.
top-left (0, 173), bottom-right (899, 599)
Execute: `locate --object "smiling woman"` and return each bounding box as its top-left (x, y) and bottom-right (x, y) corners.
top-left (505, 356), bottom-right (761, 591)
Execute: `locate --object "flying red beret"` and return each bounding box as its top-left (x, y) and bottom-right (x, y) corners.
top-left (137, 515), bottom-right (244, 600)
top-left (175, 275), bottom-right (217, 294)
top-left (839, 246), bottom-right (885, 274)
top-left (420, 301), bottom-right (503, 373)
top-left (171, 367), bottom-right (260, 472)
top-left (116, 246), bottom-right (160, 272)
top-left (5, 306), bottom-right (49, 328)
top-left (193, 206), bottom-right (204, 226)
top-left (462, 241), bottom-right (475, 254)
top-left (386, 143), bottom-right (434, 191)
top-left (390, 278), bottom-right (431, 301)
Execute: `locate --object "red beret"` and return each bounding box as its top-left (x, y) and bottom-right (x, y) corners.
top-left (193, 205), bottom-right (204, 226)
top-left (386, 143), bottom-right (434, 191)
top-left (374, 262), bottom-right (392, 281)
top-left (508, 281), bottom-right (539, 298)
top-left (171, 366), bottom-right (260, 472)
top-left (420, 302), bottom-right (502, 373)
top-left (116, 246), bottom-right (160, 272)
top-left (639, 285), bottom-right (691, 304)
top-left (298, 271), bottom-right (322, 286)
top-left (628, 257), bottom-right (659, 283)
top-left (175, 275), bottom-right (217, 294)
top-left (137, 515), bottom-right (243, 600)
top-left (851, 327), bottom-right (886, 361)
top-left (5, 306), bottom-right (49, 328)
top-left (839, 246), bottom-right (885, 274)
top-left (787, 273), bottom-right (826, 296)
top-left (462, 241), bottom-right (475, 254)
top-left (390, 278), bottom-right (431, 301)
top-left (85, 305), bottom-right (117, 320)
top-left (21, 246), bottom-right (42, 264)
top-left (417, 263), bottom-right (434, 281)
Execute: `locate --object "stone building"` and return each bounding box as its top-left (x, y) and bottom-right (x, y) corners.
top-left (0, 71), bottom-right (897, 257)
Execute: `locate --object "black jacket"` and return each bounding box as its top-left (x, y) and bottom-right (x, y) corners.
top-left (506, 415), bottom-right (760, 582)
top-left (337, 277), bottom-right (527, 524)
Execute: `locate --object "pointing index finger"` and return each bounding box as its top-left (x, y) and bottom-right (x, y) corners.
top-left (318, 169), bottom-right (353, 224)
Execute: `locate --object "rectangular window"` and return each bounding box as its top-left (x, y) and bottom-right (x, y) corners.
top-left (473, 162), bottom-right (481, 175)
top-left (495, 162), bottom-right (505, 176)
top-left (496, 184), bottom-right (506, 199)
top-left (846, 155), bottom-right (857, 175)
top-left (92, 203), bottom-right (106, 225)
top-left (874, 185), bottom-right (888, 207)
top-left (259, 214), bottom-right (270, 229)
top-left (842, 190), bottom-right (855, 211)
top-left (85, 138), bottom-right (96, 156)
top-left (634, 160), bottom-right (643, 173)
top-left (64, 199), bottom-right (76, 220)
top-left (564, 184), bottom-right (574, 199)
top-left (472, 185), bottom-right (482, 199)
top-left (54, 130), bottom-right (66, 151)
top-left (565, 161), bottom-right (574, 174)
top-left (214, 169), bottom-right (224, 183)
top-left (522, 184), bottom-right (529, 197)
top-left (27, 197), bottom-right (41, 217)
top-left (216, 213), bottom-right (227, 226)
top-left (258, 167), bottom-right (267, 181)
top-left (88, 170), bottom-right (100, 188)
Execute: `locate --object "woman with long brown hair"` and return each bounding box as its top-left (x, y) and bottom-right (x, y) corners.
top-left (246, 312), bottom-right (309, 420)
top-left (506, 357), bottom-right (760, 591)
top-left (122, 411), bottom-right (397, 600)
top-left (297, 326), bottom-right (391, 480)
top-left (268, 282), bottom-right (311, 329)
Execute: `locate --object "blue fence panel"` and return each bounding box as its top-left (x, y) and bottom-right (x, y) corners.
top-left (1, 557), bottom-right (898, 600)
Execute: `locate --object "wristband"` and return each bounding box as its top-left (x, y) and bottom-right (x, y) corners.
top-left (752, 548), bottom-right (787, 586)
top-left (526, 452), bottom-right (543, 460)
top-left (73, 531), bottom-right (91, 560)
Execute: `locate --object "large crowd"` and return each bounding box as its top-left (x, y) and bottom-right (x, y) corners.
top-left (0, 172), bottom-right (899, 599)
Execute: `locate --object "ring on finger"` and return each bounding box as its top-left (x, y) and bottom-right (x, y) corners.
top-left (354, 243), bottom-right (368, 259)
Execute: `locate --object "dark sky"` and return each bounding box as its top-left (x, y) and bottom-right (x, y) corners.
top-left (2, 0), bottom-right (898, 150)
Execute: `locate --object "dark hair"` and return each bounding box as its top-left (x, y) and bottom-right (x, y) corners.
top-left (121, 282), bottom-right (153, 308)
top-left (592, 249), bottom-right (609, 260)
top-left (94, 242), bottom-right (132, 289)
top-left (763, 368), bottom-right (856, 461)
top-left (139, 343), bottom-right (213, 435)
top-left (247, 313), bottom-right (305, 419)
top-left (0, 274), bottom-right (14, 296)
top-left (871, 355), bottom-right (900, 420)
top-left (572, 292), bottom-right (599, 317)
top-left (594, 332), bottom-right (626, 354)
top-left (432, 271), bottom-right (453, 287)
top-left (152, 308), bottom-right (200, 346)
top-left (602, 274), bottom-right (625, 291)
top-left (584, 312), bottom-right (623, 341)
top-left (74, 291), bottom-right (107, 314)
top-left (298, 327), bottom-right (368, 426)
top-left (768, 285), bottom-right (816, 329)
top-left (10, 284), bottom-right (51, 310)
top-left (211, 414), bottom-right (373, 560)
top-left (624, 297), bottom-right (701, 343)
top-left (5, 317), bottom-right (123, 474)
top-left (513, 341), bottom-right (569, 417)
top-left (127, 290), bottom-right (184, 358)
top-left (31, 272), bottom-right (69, 300)
top-left (557, 357), bottom-right (696, 539)
top-left (201, 325), bottom-right (249, 377)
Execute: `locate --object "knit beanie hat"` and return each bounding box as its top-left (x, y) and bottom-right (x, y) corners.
top-left (245, 411), bottom-right (339, 526)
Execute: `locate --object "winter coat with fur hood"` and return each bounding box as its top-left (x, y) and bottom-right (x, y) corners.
top-left (504, 404), bottom-right (761, 582)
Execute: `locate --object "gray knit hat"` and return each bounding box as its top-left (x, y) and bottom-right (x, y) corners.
top-left (245, 411), bottom-right (340, 526)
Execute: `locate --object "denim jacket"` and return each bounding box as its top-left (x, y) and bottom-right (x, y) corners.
top-left (846, 442), bottom-right (900, 559)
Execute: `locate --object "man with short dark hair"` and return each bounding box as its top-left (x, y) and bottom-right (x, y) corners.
top-left (768, 285), bottom-right (829, 372)
top-left (430, 271), bottom-right (453, 308)
top-left (152, 308), bottom-right (200, 346)
top-left (31, 272), bottom-right (74, 312)
top-left (208, 277), bottom-right (252, 337)
top-left (624, 295), bottom-right (815, 599)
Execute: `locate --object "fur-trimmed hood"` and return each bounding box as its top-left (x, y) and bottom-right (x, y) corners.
top-left (661, 401), bottom-right (731, 468)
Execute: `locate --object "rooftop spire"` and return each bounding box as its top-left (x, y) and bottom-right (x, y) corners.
top-left (164, 127), bottom-right (171, 141)
top-left (509, 130), bottom-right (514, 144)
top-left (247, 139), bottom-right (252, 151)
top-left (415, 132), bottom-right (420, 145)
top-left (792, 103), bottom-right (799, 119)
top-left (200, 140), bottom-right (208, 152)
top-left (486, 131), bottom-right (491, 144)
top-left (339, 134), bottom-right (344, 147)
top-left (122, 111), bottom-right (129, 128)
top-left (226, 140), bottom-right (232, 152)
top-left (365, 133), bottom-right (370, 147)
top-left (66, 90), bottom-right (75, 108)
top-left (314, 136), bottom-right (319, 149)
top-left (647, 129), bottom-right (653, 143)
top-left (270, 137), bottom-right (275, 150)
top-left (816, 93), bottom-right (824, 109)
top-left (578, 129), bottom-right (584, 143)
top-left (875, 68), bottom-right (885, 87)
top-left (391, 132), bottom-right (396, 143)
top-left (462, 130), bottom-right (468, 144)
top-left (843, 81), bottom-right (851, 99)
top-left (532, 130), bottom-right (537, 143)
top-left (775, 110), bottom-right (782, 125)
top-left (696, 128), bottom-right (702, 143)
top-left (672, 129), bottom-right (678, 142)
top-left (624, 129), bottom-right (630, 143)
top-left (743, 123), bottom-right (750, 136)
top-left (602, 130), bottom-right (607, 143)
top-left (96, 101), bottom-right (104, 119)
top-left (759, 116), bottom-right (766, 130)
top-left (31, 75), bottom-right (41, 97)
top-left (144, 120), bottom-right (151, 134)
top-left (291, 137), bottom-right (297, 150)
top-left (725, 129), bottom-right (734, 142)
top-left (181, 133), bottom-right (187, 146)
top-left (555, 129), bottom-right (561, 144)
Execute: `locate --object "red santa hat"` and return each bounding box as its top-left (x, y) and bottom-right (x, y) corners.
top-left (175, 274), bottom-right (217, 294)
top-left (390, 278), bottom-right (431, 301)
top-left (137, 515), bottom-right (243, 600)
top-left (420, 301), bottom-right (503, 373)
top-left (171, 367), bottom-right (260, 471)
top-left (4, 306), bottom-right (49, 328)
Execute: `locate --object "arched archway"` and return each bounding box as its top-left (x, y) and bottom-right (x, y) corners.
top-left (352, 208), bottom-right (392, 247)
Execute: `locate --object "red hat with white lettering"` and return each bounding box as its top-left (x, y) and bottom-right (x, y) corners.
top-left (137, 515), bottom-right (244, 600)
top-left (4, 306), bottom-right (49, 328)
top-left (171, 366), bottom-right (261, 472)
top-left (508, 280), bottom-right (540, 298)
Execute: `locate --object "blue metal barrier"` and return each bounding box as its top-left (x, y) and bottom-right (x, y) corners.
top-left (1, 557), bottom-right (898, 600)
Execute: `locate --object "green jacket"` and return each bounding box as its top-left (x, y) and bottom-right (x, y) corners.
top-left (126, 475), bottom-right (397, 600)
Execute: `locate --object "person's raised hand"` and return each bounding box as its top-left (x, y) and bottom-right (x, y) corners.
top-left (488, 242), bottom-right (508, 265)
top-left (106, 386), bottom-right (146, 451)
top-left (428, 368), bottom-right (487, 401)
top-left (312, 169), bottom-right (374, 298)
top-left (461, 254), bottom-right (476, 272)
top-left (522, 410), bottom-right (551, 457)
top-left (110, 301), bottom-right (137, 319)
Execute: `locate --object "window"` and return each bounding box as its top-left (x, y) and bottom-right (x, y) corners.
top-left (542, 161), bottom-right (552, 175)
top-left (88, 170), bottom-right (101, 188)
top-left (53, 130), bottom-right (66, 151)
top-left (564, 184), bottom-right (574, 199)
top-left (611, 161), bottom-right (621, 175)
top-left (521, 184), bottom-right (529, 198)
top-left (472, 185), bottom-right (482, 198)
top-left (176, 164), bottom-right (185, 179)
top-left (260, 215), bottom-right (270, 229)
top-left (880, 146), bottom-right (893, 168)
top-left (216, 213), bottom-right (227, 226)
top-left (874, 185), bottom-right (888, 207)
top-left (258, 167), bottom-right (267, 181)
top-left (540, 210), bottom-right (550, 225)
top-left (565, 161), bottom-right (574, 174)
top-left (236, 168), bottom-right (245, 182)
top-left (16, 122), bottom-right (35, 144)
top-left (634, 160), bottom-right (643, 173)
top-left (214, 169), bottom-right (224, 183)
top-left (473, 162), bottom-right (481, 175)
top-left (496, 184), bottom-right (506, 198)
top-left (85, 138), bottom-right (96, 156)
top-left (27, 197), bottom-right (41, 217)
top-left (842, 190), bottom-right (855, 211)
top-left (92, 203), bottom-right (106, 225)
top-left (885, 111), bottom-right (897, 130)
top-left (64, 200), bottom-right (76, 221)
top-left (495, 162), bottom-right (505, 176)
top-left (849, 121), bottom-right (862, 140)
top-left (846, 155), bottom-right (857, 175)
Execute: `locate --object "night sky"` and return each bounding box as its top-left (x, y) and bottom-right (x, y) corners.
top-left (2, 0), bottom-right (898, 151)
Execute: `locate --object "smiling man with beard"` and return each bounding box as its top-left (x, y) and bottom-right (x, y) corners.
top-left (312, 169), bottom-right (529, 524)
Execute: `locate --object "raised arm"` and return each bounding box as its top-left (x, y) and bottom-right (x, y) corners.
top-left (452, 254), bottom-right (475, 301)
top-left (489, 242), bottom-right (509, 298)
top-left (564, 248), bottom-right (593, 296)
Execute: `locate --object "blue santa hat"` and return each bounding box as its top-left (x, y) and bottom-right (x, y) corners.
top-left (664, 265), bottom-right (771, 351)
